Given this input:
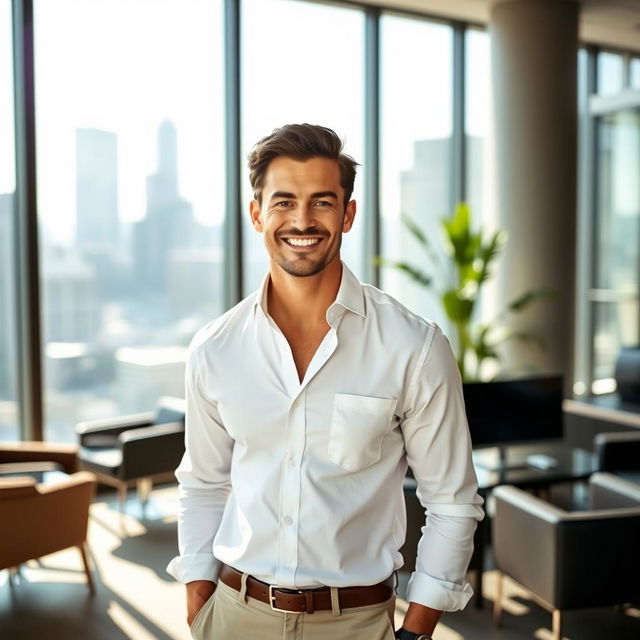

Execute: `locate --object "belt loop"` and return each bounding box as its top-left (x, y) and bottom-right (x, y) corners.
top-left (305, 590), bottom-right (314, 614)
top-left (239, 572), bottom-right (249, 603)
top-left (330, 587), bottom-right (341, 616)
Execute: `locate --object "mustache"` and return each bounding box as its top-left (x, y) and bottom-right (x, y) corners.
top-left (276, 228), bottom-right (330, 238)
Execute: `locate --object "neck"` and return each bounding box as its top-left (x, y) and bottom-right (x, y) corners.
top-left (267, 257), bottom-right (342, 328)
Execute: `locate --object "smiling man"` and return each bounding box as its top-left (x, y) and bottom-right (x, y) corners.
top-left (167, 124), bottom-right (484, 640)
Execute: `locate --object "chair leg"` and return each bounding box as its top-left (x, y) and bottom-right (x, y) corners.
top-left (137, 477), bottom-right (153, 507)
top-left (552, 608), bottom-right (562, 640)
top-left (118, 482), bottom-right (128, 535)
top-left (8, 565), bottom-right (22, 587)
top-left (78, 543), bottom-right (95, 595)
top-left (117, 482), bottom-right (127, 511)
top-left (493, 570), bottom-right (503, 627)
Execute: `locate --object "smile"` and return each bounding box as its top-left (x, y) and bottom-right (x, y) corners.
top-left (282, 238), bottom-right (322, 247)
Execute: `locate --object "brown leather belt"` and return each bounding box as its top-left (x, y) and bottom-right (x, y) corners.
top-left (218, 563), bottom-right (395, 614)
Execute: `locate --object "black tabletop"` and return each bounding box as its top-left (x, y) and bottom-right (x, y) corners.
top-left (472, 442), bottom-right (597, 492)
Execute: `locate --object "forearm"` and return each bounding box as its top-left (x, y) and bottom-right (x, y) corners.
top-left (402, 602), bottom-right (442, 636)
top-left (186, 579), bottom-right (216, 626)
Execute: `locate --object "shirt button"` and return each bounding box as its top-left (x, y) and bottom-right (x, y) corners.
top-left (287, 457), bottom-right (295, 468)
top-left (293, 400), bottom-right (301, 409)
top-left (283, 516), bottom-right (293, 526)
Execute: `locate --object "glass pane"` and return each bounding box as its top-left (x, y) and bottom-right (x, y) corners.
top-left (0, 0), bottom-right (19, 441)
top-left (380, 14), bottom-right (453, 329)
top-left (465, 29), bottom-right (491, 231)
top-left (241, 0), bottom-right (365, 295)
top-left (35, 0), bottom-right (225, 441)
top-left (597, 51), bottom-right (625, 95)
top-left (592, 300), bottom-right (639, 384)
top-left (631, 58), bottom-right (640, 90)
top-left (595, 109), bottom-right (640, 292)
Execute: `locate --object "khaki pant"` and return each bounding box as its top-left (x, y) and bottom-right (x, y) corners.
top-left (190, 576), bottom-right (397, 640)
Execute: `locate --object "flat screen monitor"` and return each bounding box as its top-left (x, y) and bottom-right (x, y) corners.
top-left (463, 374), bottom-right (564, 470)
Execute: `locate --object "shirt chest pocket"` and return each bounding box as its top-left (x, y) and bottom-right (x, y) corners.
top-left (328, 394), bottom-right (398, 472)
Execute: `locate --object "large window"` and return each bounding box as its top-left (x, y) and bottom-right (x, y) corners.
top-left (241, 0), bottom-right (365, 294)
top-left (465, 28), bottom-right (492, 227)
top-left (5, 0), bottom-right (495, 441)
top-left (577, 48), bottom-right (640, 395)
top-left (380, 14), bottom-right (453, 330)
top-left (592, 108), bottom-right (640, 387)
top-left (0, 0), bottom-right (19, 441)
top-left (34, 0), bottom-right (225, 440)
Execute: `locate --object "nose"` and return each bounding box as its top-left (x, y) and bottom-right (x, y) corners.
top-left (291, 203), bottom-right (316, 231)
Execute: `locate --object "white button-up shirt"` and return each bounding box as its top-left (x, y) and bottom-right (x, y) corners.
top-left (167, 262), bottom-right (484, 611)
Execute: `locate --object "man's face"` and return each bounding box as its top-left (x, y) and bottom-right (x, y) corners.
top-left (249, 156), bottom-right (356, 278)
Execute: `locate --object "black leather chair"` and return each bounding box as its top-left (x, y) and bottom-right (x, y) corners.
top-left (76, 396), bottom-right (185, 512)
top-left (492, 472), bottom-right (640, 640)
top-left (595, 430), bottom-right (640, 485)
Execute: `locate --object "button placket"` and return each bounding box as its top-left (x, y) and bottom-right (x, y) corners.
top-left (276, 391), bottom-right (306, 585)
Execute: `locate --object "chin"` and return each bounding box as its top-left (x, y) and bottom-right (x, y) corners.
top-left (278, 259), bottom-right (328, 278)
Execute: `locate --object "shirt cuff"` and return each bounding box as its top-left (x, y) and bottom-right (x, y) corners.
top-left (406, 571), bottom-right (474, 612)
top-left (166, 553), bottom-right (221, 583)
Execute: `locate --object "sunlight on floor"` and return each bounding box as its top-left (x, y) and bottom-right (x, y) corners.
top-left (107, 600), bottom-right (160, 640)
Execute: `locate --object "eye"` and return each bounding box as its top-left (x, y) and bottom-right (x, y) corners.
top-left (275, 201), bottom-right (293, 208)
top-left (314, 200), bottom-right (332, 207)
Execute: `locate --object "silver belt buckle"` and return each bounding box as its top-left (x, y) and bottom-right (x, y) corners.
top-left (268, 585), bottom-right (303, 614)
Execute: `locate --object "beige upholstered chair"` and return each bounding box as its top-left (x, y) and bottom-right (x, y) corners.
top-left (0, 443), bottom-right (97, 593)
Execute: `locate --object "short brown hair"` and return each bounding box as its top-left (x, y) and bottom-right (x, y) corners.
top-left (248, 123), bottom-right (358, 207)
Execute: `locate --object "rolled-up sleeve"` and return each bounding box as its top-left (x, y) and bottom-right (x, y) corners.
top-left (166, 342), bottom-right (234, 584)
top-left (401, 325), bottom-right (484, 611)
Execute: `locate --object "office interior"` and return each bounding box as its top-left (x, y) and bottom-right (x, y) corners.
top-left (1, 0), bottom-right (640, 638)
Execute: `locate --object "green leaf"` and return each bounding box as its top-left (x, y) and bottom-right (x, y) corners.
top-left (387, 261), bottom-right (433, 288)
top-left (507, 288), bottom-right (557, 313)
top-left (400, 213), bottom-right (429, 248)
top-left (442, 289), bottom-right (473, 323)
top-left (477, 230), bottom-right (506, 283)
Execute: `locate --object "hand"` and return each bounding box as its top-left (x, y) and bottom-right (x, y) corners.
top-left (186, 580), bottom-right (216, 627)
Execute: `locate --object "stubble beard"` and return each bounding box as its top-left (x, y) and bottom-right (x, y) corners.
top-left (272, 234), bottom-right (342, 278)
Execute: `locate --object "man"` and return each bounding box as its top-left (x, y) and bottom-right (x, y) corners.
top-left (167, 123), bottom-right (484, 640)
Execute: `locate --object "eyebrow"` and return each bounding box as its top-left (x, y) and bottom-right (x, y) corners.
top-left (269, 190), bottom-right (339, 201)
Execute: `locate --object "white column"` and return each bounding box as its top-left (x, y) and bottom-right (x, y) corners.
top-left (490, 0), bottom-right (579, 391)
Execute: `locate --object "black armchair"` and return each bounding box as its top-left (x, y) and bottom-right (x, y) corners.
top-left (493, 472), bottom-right (640, 640)
top-left (76, 396), bottom-right (185, 511)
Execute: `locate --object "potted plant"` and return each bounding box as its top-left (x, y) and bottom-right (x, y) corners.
top-left (377, 203), bottom-right (555, 381)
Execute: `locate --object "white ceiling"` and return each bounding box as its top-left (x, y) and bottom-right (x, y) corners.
top-left (352, 0), bottom-right (640, 52)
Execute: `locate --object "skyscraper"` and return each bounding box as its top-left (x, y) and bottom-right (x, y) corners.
top-left (76, 128), bottom-right (119, 251)
top-left (133, 120), bottom-right (199, 294)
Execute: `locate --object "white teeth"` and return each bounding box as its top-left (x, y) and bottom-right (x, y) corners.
top-left (285, 238), bottom-right (321, 247)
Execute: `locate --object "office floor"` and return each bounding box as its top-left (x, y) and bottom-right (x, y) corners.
top-left (1, 484), bottom-right (638, 640)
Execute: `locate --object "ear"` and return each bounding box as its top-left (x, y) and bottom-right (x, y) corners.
top-left (342, 200), bottom-right (356, 233)
top-left (249, 200), bottom-right (263, 232)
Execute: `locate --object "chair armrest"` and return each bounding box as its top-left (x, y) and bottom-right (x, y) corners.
top-left (595, 431), bottom-right (640, 472)
top-left (0, 477), bottom-right (38, 500)
top-left (0, 441), bottom-right (79, 474)
top-left (119, 422), bottom-right (185, 481)
top-left (119, 422), bottom-right (184, 443)
top-left (76, 412), bottom-right (155, 446)
top-left (589, 471), bottom-right (640, 509)
top-left (493, 485), bottom-right (565, 605)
